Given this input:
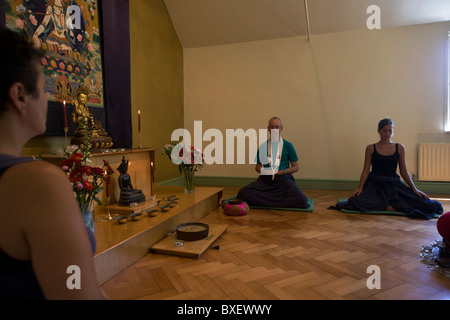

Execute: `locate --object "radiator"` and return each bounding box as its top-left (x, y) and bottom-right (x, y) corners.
top-left (418, 143), bottom-right (450, 182)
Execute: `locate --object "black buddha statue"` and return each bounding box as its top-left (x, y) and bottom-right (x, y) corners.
top-left (117, 156), bottom-right (146, 206)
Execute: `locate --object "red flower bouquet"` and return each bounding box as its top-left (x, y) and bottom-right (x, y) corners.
top-left (163, 143), bottom-right (204, 193)
top-left (60, 148), bottom-right (113, 210)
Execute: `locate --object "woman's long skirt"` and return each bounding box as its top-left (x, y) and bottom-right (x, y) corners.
top-left (335, 173), bottom-right (443, 219)
top-left (237, 174), bottom-right (309, 208)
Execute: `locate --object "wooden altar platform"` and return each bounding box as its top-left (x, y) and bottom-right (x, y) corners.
top-left (93, 186), bottom-right (223, 285)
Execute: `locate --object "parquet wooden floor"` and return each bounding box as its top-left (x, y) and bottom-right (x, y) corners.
top-left (101, 188), bottom-right (450, 300)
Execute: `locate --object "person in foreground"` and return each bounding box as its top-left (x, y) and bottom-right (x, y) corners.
top-left (335, 118), bottom-right (443, 219)
top-left (0, 28), bottom-right (107, 299)
top-left (237, 117), bottom-right (309, 208)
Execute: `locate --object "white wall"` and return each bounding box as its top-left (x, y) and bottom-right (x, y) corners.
top-left (183, 21), bottom-right (450, 181)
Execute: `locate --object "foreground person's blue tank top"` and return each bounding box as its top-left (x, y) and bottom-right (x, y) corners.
top-left (0, 154), bottom-right (96, 299)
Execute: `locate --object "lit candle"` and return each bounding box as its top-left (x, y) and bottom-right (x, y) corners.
top-left (63, 101), bottom-right (67, 129)
top-left (104, 172), bottom-right (110, 197)
top-left (151, 161), bottom-right (155, 183)
top-left (138, 110), bottom-right (141, 132)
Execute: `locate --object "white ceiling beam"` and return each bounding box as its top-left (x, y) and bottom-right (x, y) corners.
top-left (304, 0), bottom-right (311, 42)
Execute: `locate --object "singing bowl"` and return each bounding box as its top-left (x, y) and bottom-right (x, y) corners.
top-left (176, 222), bottom-right (209, 241)
top-left (166, 201), bottom-right (177, 208)
top-left (147, 209), bottom-right (158, 217)
top-left (131, 213), bottom-right (142, 221)
top-left (160, 205), bottom-right (170, 212)
top-left (116, 215), bottom-right (128, 224)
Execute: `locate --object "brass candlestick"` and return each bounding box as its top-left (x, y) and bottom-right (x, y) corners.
top-left (138, 130), bottom-right (143, 149)
top-left (64, 127), bottom-right (68, 146)
top-left (149, 161), bottom-right (156, 199)
top-left (97, 196), bottom-right (118, 222)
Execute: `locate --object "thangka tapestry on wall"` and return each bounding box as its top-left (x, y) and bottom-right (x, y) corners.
top-left (5, 0), bottom-right (104, 109)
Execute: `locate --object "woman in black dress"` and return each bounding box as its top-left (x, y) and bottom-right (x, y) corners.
top-left (336, 118), bottom-right (443, 219)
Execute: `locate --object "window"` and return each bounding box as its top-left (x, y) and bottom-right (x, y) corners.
top-left (446, 31), bottom-right (450, 132)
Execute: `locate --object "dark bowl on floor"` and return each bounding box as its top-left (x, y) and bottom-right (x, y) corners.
top-left (176, 222), bottom-right (209, 241)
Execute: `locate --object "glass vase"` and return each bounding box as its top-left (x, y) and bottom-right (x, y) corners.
top-left (183, 168), bottom-right (195, 193)
top-left (81, 202), bottom-right (95, 235)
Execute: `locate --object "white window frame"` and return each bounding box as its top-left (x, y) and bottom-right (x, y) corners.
top-left (446, 31), bottom-right (450, 132)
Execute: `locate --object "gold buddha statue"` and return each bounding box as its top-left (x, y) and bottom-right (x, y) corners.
top-left (70, 84), bottom-right (114, 151)
top-left (72, 88), bottom-right (95, 133)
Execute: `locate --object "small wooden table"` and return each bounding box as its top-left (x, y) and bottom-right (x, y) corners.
top-left (106, 197), bottom-right (163, 215)
top-left (151, 224), bottom-right (228, 259)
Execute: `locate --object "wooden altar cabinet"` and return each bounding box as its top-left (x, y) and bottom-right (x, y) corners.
top-left (42, 148), bottom-right (156, 215)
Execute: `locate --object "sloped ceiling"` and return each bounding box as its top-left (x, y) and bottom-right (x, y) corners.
top-left (163, 0), bottom-right (450, 48)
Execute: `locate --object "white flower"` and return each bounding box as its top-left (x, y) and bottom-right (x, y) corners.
top-left (16, 4), bottom-right (26, 13)
top-left (56, 145), bottom-right (80, 158)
